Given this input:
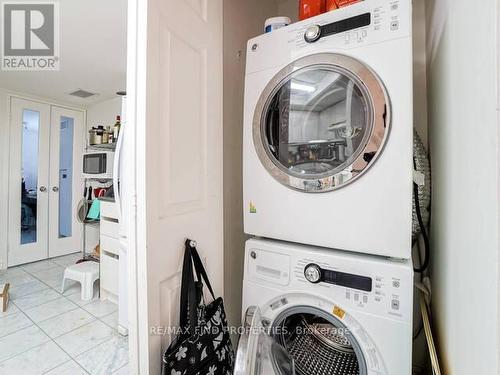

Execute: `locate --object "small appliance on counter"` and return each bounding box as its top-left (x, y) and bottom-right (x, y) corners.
top-left (83, 151), bottom-right (115, 179)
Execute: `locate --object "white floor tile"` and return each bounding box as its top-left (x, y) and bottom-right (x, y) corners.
top-left (0, 341), bottom-right (70, 375)
top-left (100, 312), bottom-right (118, 330)
top-left (75, 335), bottom-right (128, 375)
top-left (66, 292), bottom-right (98, 307)
top-left (30, 267), bottom-right (64, 281)
top-left (12, 288), bottom-right (61, 310)
top-left (10, 280), bottom-right (49, 299)
top-left (44, 360), bottom-right (88, 375)
top-left (0, 272), bottom-right (36, 287)
top-left (112, 365), bottom-right (128, 374)
top-left (0, 302), bottom-right (19, 318)
top-left (38, 308), bottom-right (96, 339)
top-left (0, 325), bottom-right (50, 362)
top-left (82, 300), bottom-right (117, 318)
top-left (0, 312), bottom-right (32, 338)
top-left (54, 320), bottom-right (116, 357)
top-left (50, 254), bottom-right (82, 267)
top-left (0, 267), bottom-right (28, 278)
top-left (23, 297), bottom-right (78, 323)
top-left (21, 260), bottom-right (60, 274)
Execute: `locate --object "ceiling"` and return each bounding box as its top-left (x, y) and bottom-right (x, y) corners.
top-left (0, 0), bottom-right (127, 107)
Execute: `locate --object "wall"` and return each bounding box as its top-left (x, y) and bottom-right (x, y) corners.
top-left (426, 0), bottom-right (499, 374)
top-left (223, 0), bottom-right (278, 335)
top-left (84, 96), bottom-right (123, 252)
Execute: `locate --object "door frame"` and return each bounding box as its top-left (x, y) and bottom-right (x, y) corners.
top-left (48, 106), bottom-right (85, 258)
top-left (125, 0), bottom-right (148, 373)
top-left (8, 98), bottom-right (51, 266)
top-left (5, 93), bottom-right (86, 267)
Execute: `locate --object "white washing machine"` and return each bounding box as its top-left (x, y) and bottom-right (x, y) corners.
top-left (235, 238), bottom-right (413, 375)
top-left (243, 0), bottom-right (413, 259)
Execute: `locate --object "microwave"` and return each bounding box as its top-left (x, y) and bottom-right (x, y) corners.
top-left (82, 151), bottom-right (115, 179)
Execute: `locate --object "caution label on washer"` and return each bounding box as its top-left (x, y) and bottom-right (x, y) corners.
top-left (333, 305), bottom-right (346, 319)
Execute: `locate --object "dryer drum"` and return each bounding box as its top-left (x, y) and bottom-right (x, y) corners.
top-left (273, 310), bottom-right (367, 375)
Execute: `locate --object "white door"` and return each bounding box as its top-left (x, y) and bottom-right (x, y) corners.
top-left (48, 106), bottom-right (84, 257)
top-left (8, 98), bottom-right (51, 266)
top-left (128, 0), bottom-right (223, 373)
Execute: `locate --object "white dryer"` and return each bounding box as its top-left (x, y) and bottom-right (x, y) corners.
top-left (243, 0), bottom-right (413, 259)
top-left (235, 238), bottom-right (413, 375)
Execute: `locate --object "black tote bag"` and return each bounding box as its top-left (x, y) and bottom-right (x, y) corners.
top-left (162, 240), bottom-right (234, 375)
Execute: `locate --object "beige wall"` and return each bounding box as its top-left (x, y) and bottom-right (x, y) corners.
top-left (223, 0), bottom-right (278, 336)
top-left (426, 0), bottom-right (499, 373)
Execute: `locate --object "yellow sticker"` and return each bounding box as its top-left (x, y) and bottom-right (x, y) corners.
top-left (249, 201), bottom-right (257, 214)
top-left (333, 305), bottom-right (346, 319)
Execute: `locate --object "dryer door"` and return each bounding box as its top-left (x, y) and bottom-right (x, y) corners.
top-left (253, 53), bottom-right (390, 192)
top-left (234, 306), bottom-right (296, 375)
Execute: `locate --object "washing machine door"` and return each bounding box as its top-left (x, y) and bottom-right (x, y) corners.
top-left (234, 306), bottom-right (296, 375)
top-left (253, 53), bottom-right (390, 192)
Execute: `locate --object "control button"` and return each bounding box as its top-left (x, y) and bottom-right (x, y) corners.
top-left (390, 20), bottom-right (399, 31)
top-left (304, 25), bottom-right (321, 43)
top-left (363, 295), bottom-right (368, 304)
top-left (391, 3), bottom-right (399, 10)
top-left (393, 280), bottom-right (400, 288)
top-left (391, 299), bottom-right (400, 310)
top-left (346, 290), bottom-right (351, 299)
top-left (352, 32), bottom-right (359, 41)
top-left (354, 294), bottom-right (359, 302)
top-left (345, 33), bottom-right (350, 42)
top-left (375, 296), bottom-right (382, 302)
top-left (362, 30), bottom-right (368, 38)
top-left (304, 264), bottom-right (322, 283)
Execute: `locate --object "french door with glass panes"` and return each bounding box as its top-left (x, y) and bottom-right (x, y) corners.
top-left (8, 98), bottom-right (84, 266)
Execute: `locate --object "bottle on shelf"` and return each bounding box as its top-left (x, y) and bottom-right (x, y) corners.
top-left (95, 125), bottom-right (104, 145)
top-left (113, 115), bottom-right (121, 140)
top-left (106, 126), bottom-right (114, 144)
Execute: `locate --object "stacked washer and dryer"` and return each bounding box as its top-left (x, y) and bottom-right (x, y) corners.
top-left (235, 1), bottom-right (414, 374)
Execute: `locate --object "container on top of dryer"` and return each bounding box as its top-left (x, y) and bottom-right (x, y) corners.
top-left (243, 0), bottom-right (413, 259)
top-left (236, 238), bottom-right (414, 375)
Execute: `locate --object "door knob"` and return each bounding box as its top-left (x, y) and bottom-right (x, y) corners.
top-left (39, 186), bottom-right (47, 192)
top-left (52, 186), bottom-right (59, 192)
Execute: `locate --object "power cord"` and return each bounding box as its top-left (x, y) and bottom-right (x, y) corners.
top-left (413, 158), bottom-right (430, 273)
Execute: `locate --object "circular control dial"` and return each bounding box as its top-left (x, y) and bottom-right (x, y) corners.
top-left (304, 264), bottom-right (322, 283)
top-left (304, 25), bottom-right (321, 43)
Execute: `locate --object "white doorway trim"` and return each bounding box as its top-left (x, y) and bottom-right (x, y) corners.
top-left (125, 0), bottom-right (149, 373)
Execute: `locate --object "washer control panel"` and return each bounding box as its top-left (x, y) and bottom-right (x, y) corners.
top-left (304, 263), bottom-right (372, 292)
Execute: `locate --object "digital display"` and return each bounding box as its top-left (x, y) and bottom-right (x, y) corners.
top-left (322, 269), bottom-right (372, 292)
top-left (322, 13), bottom-right (371, 37)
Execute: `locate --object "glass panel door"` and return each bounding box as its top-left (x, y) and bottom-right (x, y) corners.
top-left (48, 106), bottom-right (84, 257)
top-left (21, 110), bottom-right (41, 245)
top-left (8, 99), bottom-right (51, 266)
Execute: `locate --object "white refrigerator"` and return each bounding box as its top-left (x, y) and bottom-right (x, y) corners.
top-left (113, 96), bottom-right (131, 336)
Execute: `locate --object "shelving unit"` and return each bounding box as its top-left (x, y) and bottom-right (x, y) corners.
top-left (86, 142), bottom-right (117, 151)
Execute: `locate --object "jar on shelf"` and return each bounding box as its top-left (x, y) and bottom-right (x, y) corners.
top-left (88, 128), bottom-right (97, 145)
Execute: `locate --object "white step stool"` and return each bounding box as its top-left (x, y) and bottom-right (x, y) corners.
top-left (61, 261), bottom-right (100, 301)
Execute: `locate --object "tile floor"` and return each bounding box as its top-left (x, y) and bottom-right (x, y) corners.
top-left (0, 253), bottom-right (128, 375)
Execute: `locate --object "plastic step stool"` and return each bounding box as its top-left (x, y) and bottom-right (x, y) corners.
top-left (61, 261), bottom-right (100, 301)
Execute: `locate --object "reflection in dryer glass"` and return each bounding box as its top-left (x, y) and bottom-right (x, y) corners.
top-left (264, 67), bottom-right (370, 178)
top-left (275, 313), bottom-right (361, 375)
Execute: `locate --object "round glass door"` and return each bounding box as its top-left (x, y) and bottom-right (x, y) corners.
top-left (272, 307), bottom-right (367, 375)
top-left (253, 53), bottom-right (390, 192)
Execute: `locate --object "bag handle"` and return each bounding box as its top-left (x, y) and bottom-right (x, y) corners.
top-left (187, 241), bottom-right (216, 301)
top-left (179, 241), bottom-right (198, 334)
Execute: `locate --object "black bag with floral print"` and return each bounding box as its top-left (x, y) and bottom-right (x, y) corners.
top-left (162, 239), bottom-right (234, 375)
